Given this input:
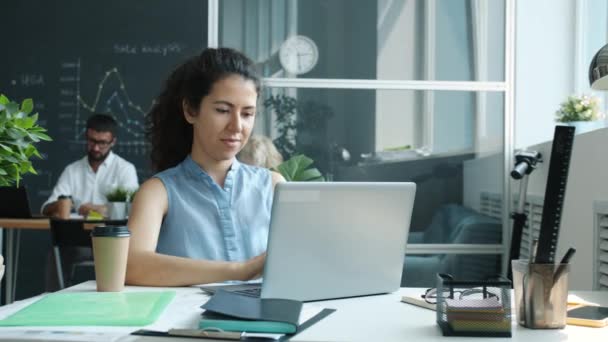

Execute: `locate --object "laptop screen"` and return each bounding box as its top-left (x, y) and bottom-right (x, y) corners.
top-left (261, 182), bottom-right (416, 301)
top-left (0, 186), bottom-right (35, 218)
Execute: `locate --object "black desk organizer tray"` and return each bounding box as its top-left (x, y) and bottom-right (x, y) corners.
top-left (435, 273), bottom-right (512, 337)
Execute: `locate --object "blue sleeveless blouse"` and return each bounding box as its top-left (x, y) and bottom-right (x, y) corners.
top-left (154, 156), bottom-right (273, 261)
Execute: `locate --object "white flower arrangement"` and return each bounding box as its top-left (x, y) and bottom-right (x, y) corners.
top-left (555, 94), bottom-right (604, 123)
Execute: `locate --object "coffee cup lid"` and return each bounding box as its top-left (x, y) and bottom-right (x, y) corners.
top-left (91, 225), bottom-right (131, 238)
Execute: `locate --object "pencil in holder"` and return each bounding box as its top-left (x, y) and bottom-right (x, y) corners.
top-left (511, 259), bottom-right (569, 329)
top-left (435, 273), bottom-right (512, 337)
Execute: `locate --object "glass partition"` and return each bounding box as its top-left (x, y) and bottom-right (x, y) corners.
top-left (251, 88), bottom-right (504, 250)
top-left (403, 253), bottom-right (503, 287)
top-left (220, 0), bottom-right (506, 81)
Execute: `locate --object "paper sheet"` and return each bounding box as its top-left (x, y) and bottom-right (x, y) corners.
top-left (0, 330), bottom-right (123, 342)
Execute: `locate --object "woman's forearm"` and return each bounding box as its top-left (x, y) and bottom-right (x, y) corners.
top-left (126, 250), bottom-right (242, 286)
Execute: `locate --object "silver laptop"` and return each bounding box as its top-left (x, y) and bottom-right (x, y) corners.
top-left (201, 181), bottom-right (416, 301)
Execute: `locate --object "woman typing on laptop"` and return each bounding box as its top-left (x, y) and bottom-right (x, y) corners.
top-left (126, 48), bottom-right (284, 286)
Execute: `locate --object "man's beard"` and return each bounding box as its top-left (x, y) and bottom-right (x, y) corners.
top-left (88, 150), bottom-right (110, 163)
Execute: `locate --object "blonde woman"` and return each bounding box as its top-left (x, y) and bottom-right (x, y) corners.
top-left (238, 135), bottom-right (283, 169)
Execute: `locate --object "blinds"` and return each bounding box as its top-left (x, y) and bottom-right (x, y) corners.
top-left (479, 192), bottom-right (543, 260)
top-left (596, 213), bottom-right (608, 290)
top-left (519, 196), bottom-right (543, 260)
top-left (480, 192), bottom-right (502, 219)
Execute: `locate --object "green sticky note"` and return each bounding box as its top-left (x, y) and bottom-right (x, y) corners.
top-left (0, 291), bottom-right (176, 326)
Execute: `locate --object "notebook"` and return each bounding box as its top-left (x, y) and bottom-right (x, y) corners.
top-left (0, 186), bottom-right (43, 218)
top-left (201, 182), bottom-right (416, 302)
top-left (0, 291), bottom-right (176, 326)
top-left (200, 290), bottom-right (330, 334)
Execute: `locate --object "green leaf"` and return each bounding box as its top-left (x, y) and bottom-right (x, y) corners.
top-left (297, 168), bottom-right (323, 181)
top-left (4, 155), bottom-right (19, 163)
top-left (31, 148), bottom-right (42, 158)
top-left (275, 154), bottom-right (325, 182)
top-left (5, 102), bottom-right (19, 115)
top-left (19, 160), bottom-right (32, 173)
top-left (0, 94), bottom-right (51, 185)
top-left (0, 143), bottom-right (11, 152)
top-left (29, 131), bottom-right (52, 141)
top-left (27, 132), bottom-right (40, 142)
top-left (20, 114), bottom-right (37, 129)
top-left (21, 98), bottom-right (34, 114)
top-left (24, 145), bottom-right (36, 158)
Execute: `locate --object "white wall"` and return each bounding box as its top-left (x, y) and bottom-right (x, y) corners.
top-left (463, 153), bottom-right (502, 211)
top-left (515, 0), bottom-right (575, 149)
top-left (522, 128), bottom-right (608, 290)
top-left (376, 0), bottom-right (418, 150)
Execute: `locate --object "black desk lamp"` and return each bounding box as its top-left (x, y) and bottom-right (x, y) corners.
top-left (508, 150), bottom-right (542, 281)
top-left (589, 43), bottom-right (608, 90)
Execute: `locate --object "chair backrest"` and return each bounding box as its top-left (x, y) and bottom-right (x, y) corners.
top-left (49, 219), bottom-right (92, 248)
top-left (422, 204), bottom-right (480, 243)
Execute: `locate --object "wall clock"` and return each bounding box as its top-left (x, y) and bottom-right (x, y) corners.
top-left (279, 35), bottom-right (319, 75)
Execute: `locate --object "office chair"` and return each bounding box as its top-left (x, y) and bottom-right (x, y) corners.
top-left (49, 219), bottom-right (94, 289)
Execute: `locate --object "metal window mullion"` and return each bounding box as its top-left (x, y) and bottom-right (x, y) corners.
top-left (262, 78), bottom-right (506, 91)
top-left (423, 0), bottom-right (436, 155)
top-left (207, 0), bottom-right (219, 47)
top-left (406, 243), bottom-right (503, 255)
top-left (574, 0), bottom-right (586, 94)
top-left (501, 0), bottom-right (516, 277)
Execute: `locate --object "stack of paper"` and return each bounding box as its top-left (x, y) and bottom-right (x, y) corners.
top-left (445, 298), bottom-right (509, 333)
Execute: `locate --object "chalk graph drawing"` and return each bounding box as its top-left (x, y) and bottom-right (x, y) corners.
top-left (63, 59), bottom-right (152, 155)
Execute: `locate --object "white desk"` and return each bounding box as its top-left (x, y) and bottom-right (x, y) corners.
top-left (0, 281), bottom-right (606, 341)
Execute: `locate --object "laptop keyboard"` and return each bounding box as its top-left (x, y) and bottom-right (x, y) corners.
top-left (232, 287), bottom-right (262, 297)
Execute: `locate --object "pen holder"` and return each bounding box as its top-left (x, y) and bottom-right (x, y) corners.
top-left (511, 259), bottom-right (569, 329)
top-left (435, 274), bottom-right (512, 337)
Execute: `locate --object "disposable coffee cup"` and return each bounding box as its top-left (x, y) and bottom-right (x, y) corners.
top-left (57, 198), bottom-right (72, 219)
top-left (91, 225), bottom-right (130, 292)
top-left (512, 259), bottom-right (569, 329)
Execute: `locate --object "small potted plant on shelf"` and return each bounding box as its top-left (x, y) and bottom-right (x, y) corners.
top-left (105, 186), bottom-right (133, 220)
top-left (555, 94), bottom-right (605, 134)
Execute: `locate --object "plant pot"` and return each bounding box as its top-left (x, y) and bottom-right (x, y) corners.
top-left (562, 120), bottom-right (605, 135)
top-left (107, 202), bottom-right (128, 220)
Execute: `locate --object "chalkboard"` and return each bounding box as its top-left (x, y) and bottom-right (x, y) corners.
top-left (0, 0), bottom-right (208, 209)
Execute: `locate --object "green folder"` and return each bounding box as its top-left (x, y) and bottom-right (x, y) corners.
top-left (199, 311), bottom-right (297, 334)
top-left (0, 291), bottom-right (176, 326)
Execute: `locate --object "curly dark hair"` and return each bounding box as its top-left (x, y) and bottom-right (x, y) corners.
top-left (146, 47), bottom-right (261, 172)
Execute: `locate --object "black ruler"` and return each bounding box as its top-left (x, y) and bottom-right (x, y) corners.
top-left (534, 125), bottom-right (575, 264)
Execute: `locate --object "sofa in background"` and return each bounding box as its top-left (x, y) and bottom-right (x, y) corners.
top-left (401, 204), bottom-right (502, 287)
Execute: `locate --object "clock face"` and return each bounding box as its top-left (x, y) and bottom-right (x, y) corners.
top-left (279, 35), bottom-right (319, 75)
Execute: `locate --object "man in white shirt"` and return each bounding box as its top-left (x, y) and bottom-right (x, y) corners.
top-left (42, 114), bottom-right (138, 217)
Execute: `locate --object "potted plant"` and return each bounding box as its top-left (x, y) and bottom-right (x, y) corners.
top-left (0, 94), bottom-right (51, 187)
top-left (274, 154), bottom-right (324, 182)
top-left (264, 94), bottom-right (333, 166)
top-left (105, 186), bottom-right (133, 219)
top-left (555, 94), bottom-right (605, 134)
top-left (0, 94), bottom-right (51, 283)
